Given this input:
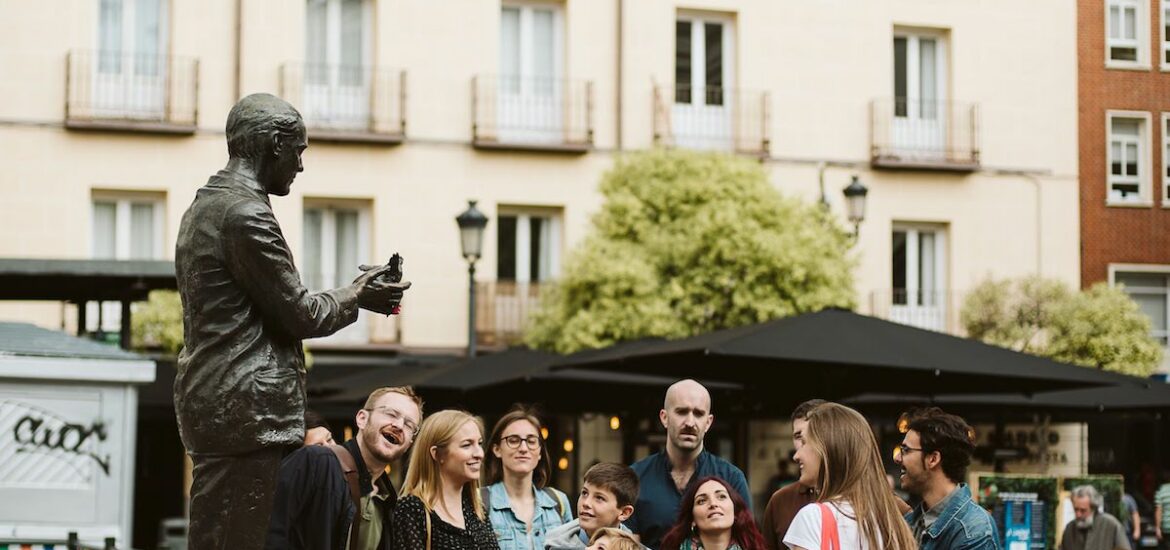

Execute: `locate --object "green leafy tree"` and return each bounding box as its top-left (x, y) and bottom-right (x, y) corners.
top-left (526, 149), bottom-right (856, 354)
top-left (961, 276), bottom-right (1162, 376)
top-left (132, 290), bottom-right (185, 354)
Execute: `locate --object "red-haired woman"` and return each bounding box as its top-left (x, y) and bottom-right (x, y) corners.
top-left (659, 476), bottom-right (768, 550)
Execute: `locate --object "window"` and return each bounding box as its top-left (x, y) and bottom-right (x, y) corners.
top-left (89, 193), bottom-right (165, 334)
top-left (496, 211), bottom-right (561, 283)
top-left (304, 0), bottom-right (371, 126)
top-left (498, 2), bottom-right (563, 142)
top-left (1113, 269), bottom-right (1170, 347)
top-left (893, 32), bottom-right (945, 120)
top-left (675, 14), bottom-right (732, 107)
top-left (1107, 0), bottom-right (1147, 66)
top-left (96, 0), bottom-right (168, 116)
top-left (303, 202), bottom-right (370, 342)
top-left (1163, 0), bottom-right (1170, 68)
top-left (1163, 113), bottom-right (1170, 202)
top-left (1107, 112), bottom-right (1150, 204)
top-left (890, 225), bottom-right (948, 331)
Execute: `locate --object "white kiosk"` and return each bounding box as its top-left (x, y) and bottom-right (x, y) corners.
top-left (0, 322), bottom-right (155, 547)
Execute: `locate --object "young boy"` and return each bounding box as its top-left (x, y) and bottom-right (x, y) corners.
top-left (545, 463), bottom-right (644, 550)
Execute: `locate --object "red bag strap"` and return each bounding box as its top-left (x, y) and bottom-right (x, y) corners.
top-left (818, 503), bottom-right (841, 550)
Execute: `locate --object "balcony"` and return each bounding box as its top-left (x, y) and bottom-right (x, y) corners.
top-left (869, 289), bottom-right (965, 335)
top-left (870, 98), bottom-right (980, 171)
top-left (472, 75), bottom-right (593, 153)
top-left (475, 281), bottom-right (543, 348)
top-left (65, 50), bottom-right (198, 134)
top-left (653, 84), bottom-right (770, 157)
top-left (279, 63), bottom-right (406, 144)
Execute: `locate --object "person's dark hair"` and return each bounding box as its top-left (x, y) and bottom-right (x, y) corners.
top-left (225, 93), bottom-right (303, 162)
top-left (583, 462), bottom-right (640, 508)
top-left (485, 406), bottom-right (552, 488)
top-left (304, 409), bottom-right (331, 432)
top-left (904, 407), bottom-right (976, 484)
top-left (791, 399), bottom-right (827, 422)
top-left (659, 476), bottom-right (768, 550)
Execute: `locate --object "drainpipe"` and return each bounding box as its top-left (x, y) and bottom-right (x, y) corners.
top-left (234, 0), bottom-right (243, 100)
top-left (615, 0), bottom-right (624, 151)
top-left (1024, 174), bottom-right (1043, 276)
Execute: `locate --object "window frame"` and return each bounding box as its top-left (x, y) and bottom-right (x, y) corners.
top-left (1108, 263), bottom-right (1170, 349)
top-left (1105, 110), bottom-right (1153, 207)
top-left (1163, 112), bottom-right (1170, 205)
top-left (1161, 0), bottom-right (1170, 70)
top-left (890, 222), bottom-right (948, 308)
top-left (301, 199), bottom-right (372, 291)
top-left (495, 206), bottom-right (563, 284)
top-left (1105, 0), bottom-right (1149, 69)
top-left (90, 192), bottom-right (166, 260)
top-left (892, 28), bottom-right (949, 121)
top-left (674, 11), bottom-right (736, 107)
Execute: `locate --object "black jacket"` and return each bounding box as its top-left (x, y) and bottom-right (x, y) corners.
top-left (265, 445), bottom-right (355, 550)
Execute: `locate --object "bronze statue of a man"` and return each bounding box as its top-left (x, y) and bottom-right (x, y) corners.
top-left (174, 93), bottom-right (408, 549)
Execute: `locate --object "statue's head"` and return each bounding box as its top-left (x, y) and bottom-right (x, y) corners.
top-left (225, 93), bottom-right (307, 196)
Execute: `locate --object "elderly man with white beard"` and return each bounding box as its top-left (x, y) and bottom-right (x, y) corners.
top-left (1060, 485), bottom-right (1131, 550)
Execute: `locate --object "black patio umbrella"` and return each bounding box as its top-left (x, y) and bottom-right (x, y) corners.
top-left (848, 379), bottom-right (1170, 413)
top-left (552, 308), bottom-right (1142, 401)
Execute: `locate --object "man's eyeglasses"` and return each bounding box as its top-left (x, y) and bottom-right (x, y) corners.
top-left (500, 435), bottom-right (541, 450)
top-left (365, 406), bottom-right (419, 436)
top-left (897, 444), bottom-right (925, 458)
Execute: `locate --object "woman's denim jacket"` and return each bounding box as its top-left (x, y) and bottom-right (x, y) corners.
top-left (484, 482), bottom-right (574, 550)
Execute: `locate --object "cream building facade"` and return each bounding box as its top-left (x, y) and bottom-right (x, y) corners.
top-left (0, 0), bottom-right (1079, 351)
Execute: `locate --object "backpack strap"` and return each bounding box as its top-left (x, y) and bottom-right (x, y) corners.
top-left (818, 503), bottom-right (841, 550)
top-left (326, 444), bottom-right (362, 550)
top-left (424, 503), bottom-right (432, 550)
top-left (543, 487), bottom-right (568, 519)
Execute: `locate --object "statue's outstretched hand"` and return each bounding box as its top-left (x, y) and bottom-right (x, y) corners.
top-left (353, 264), bottom-right (411, 315)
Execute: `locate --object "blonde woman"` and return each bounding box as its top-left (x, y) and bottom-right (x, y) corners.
top-left (783, 403), bottom-right (915, 550)
top-left (587, 527), bottom-right (642, 550)
top-left (392, 410), bottom-right (500, 550)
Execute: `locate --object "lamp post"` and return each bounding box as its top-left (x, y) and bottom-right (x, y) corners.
top-left (455, 200), bottom-right (488, 358)
top-left (842, 175), bottom-right (869, 238)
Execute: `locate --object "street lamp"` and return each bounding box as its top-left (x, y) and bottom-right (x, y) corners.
top-left (455, 200), bottom-right (488, 358)
top-left (842, 175), bottom-right (869, 237)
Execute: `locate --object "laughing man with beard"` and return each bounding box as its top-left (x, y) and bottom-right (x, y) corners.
top-left (626, 379), bottom-right (751, 548)
top-left (897, 407), bottom-right (998, 550)
top-left (267, 386), bottom-right (423, 550)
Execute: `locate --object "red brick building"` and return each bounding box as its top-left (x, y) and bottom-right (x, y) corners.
top-left (1079, 0), bottom-right (1170, 357)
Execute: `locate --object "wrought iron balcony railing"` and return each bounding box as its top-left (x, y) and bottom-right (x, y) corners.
top-left (280, 63), bottom-right (406, 143)
top-left (653, 84), bottom-right (770, 157)
top-left (868, 289), bottom-right (964, 335)
top-left (475, 280), bottom-right (543, 348)
top-left (65, 50), bottom-right (199, 133)
top-left (870, 98), bottom-right (980, 171)
top-left (472, 75), bottom-right (593, 152)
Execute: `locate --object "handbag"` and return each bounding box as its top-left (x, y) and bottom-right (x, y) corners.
top-left (818, 503), bottom-right (841, 550)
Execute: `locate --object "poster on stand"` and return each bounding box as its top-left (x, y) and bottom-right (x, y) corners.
top-left (974, 473), bottom-right (1059, 550)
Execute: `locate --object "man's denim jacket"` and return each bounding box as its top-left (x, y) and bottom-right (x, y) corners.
top-left (904, 484), bottom-right (1002, 550)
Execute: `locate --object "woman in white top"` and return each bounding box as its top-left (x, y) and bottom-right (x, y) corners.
top-left (782, 403), bottom-right (915, 550)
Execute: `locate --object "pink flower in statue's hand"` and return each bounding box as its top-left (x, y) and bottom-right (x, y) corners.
top-left (391, 305), bottom-right (402, 315)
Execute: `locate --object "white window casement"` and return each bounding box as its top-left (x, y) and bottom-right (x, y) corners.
top-left (499, 2), bottom-right (564, 143)
top-left (89, 192), bottom-right (166, 334)
top-left (890, 224), bottom-right (948, 332)
top-left (304, 0), bottom-right (372, 128)
top-left (496, 210), bottom-right (561, 284)
top-left (1110, 266), bottom-right (1170, 348)
top-left (1162, 0), bottom-right (1170, 69)
top-left (892, 29), bottom-right (949, 158)
top-left (673, 12), bottom-right (736, 150)
top-left (1106, 0), bottom-right (1148, 68)
top-left (1106, 111), bottom-right (1152, 205)
top-left (1163, 113), bottom-right (1170, 203)
top-left (303, 201), bottom-right (371, 343)
top-left (96, 0), bottom-right (168, 117)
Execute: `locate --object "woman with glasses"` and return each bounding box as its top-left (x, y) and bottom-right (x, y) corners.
top-left (783, 403), bottom-right (915, 550)
top-left (481, 406), bottom-right (573, 550)
top-left (393, 410), bottom-right (499, 549)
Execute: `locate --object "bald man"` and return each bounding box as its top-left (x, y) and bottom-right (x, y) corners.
top-left (624, 379), bottom-right (751, 548)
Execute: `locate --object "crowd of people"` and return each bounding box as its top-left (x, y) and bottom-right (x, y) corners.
top-left (259, 378), bottom-right (1026, 550)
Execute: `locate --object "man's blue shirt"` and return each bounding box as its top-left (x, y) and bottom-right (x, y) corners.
top-left (905, 483), bottom-right (1001, 550)
top-left (625, 449), bottom-right (751, 549)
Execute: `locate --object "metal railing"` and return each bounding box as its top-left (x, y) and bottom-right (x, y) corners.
top-left (868, 289), bottom-right (965, 335)
top-left (475, 280), bottom-right (543, 347)
top-left (653, 84), bottom-right (770, 157)
top-left (870, 98), bottom-right (980, 170)
top-left (472, 75), bottom-right (593, 149)
top-left (280, 63), bottom-right (406, 140)
top-left (65, 50), bottom-right (198, 131)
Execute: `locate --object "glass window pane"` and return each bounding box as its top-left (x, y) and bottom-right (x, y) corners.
top-left (303, 209), bottom-right (323, 290)
top-left (1110, 6), bottom-right (1121, 38)
top-left (894, 37), bottom-right (907, 117)
top-left (497, 215), bottom-right (517, 280)
top-left (1126, 143), bottom-right (1139, 175)
top-left (306, 0), bottom-right (328, 84)
top-left (529, 217), bottom-right (544, 282)
top-left (675, 20), bottom-right (692, 104)
top-left (918, 232), bottom-right (936, 305)
top-left (134, 0), bottom-right (161, 76)
top-left (919, 38), bottom-right (937, 119)
top-left (1113, 118), bottom-right (1140, 136)
top-left (1116, 272), bottom-right (1169, 289)
top-left (334, 210), bottom-right (359, 287)
top-left (533, 9), bottom-right (556, 95)
top-left (501, 8), bottom-right (521, 93)
top-left (92, 202), bottom-right (117, 259)
top-left (1111, 142), bottom-right (1123, 175)
top-left (1124, 7), bottom-right (1137, 39)
top-left (129, 202), bottom-right (156, 259)
top-left (340, 0), bottom-right (364, 85)
top-left (704, 22), bottom-right (723, 106)
top-left (99, 0), bottom-right (123, 73)
top-left (892, 231), bottom-right (907, 305)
